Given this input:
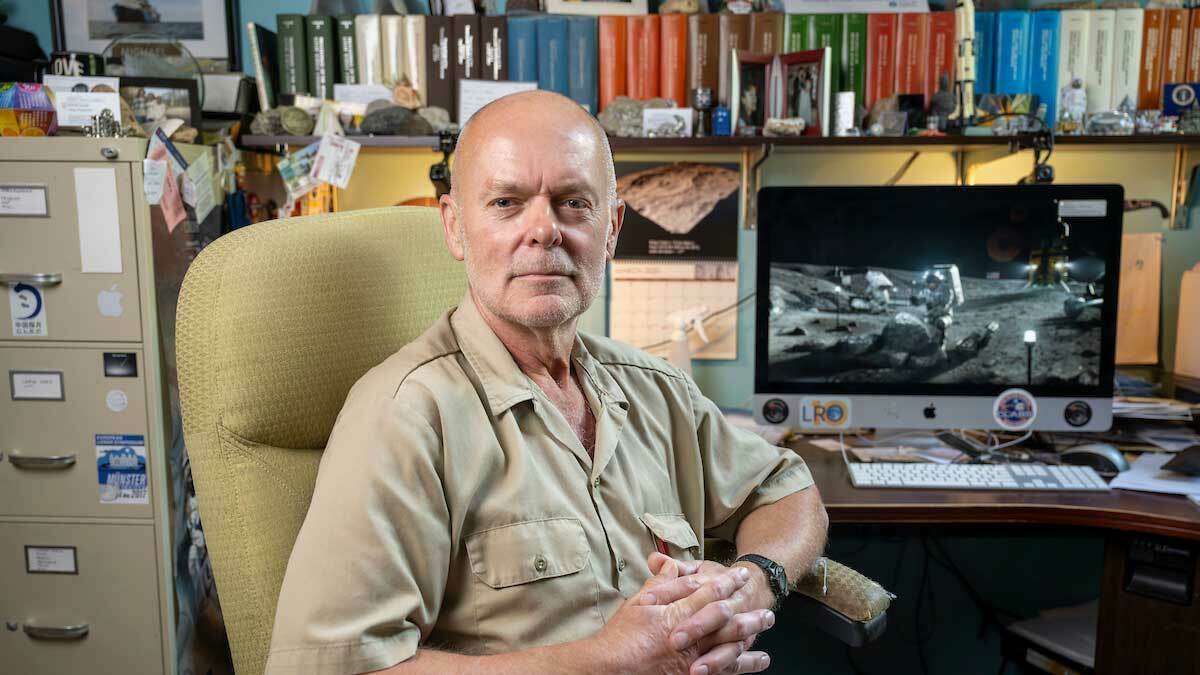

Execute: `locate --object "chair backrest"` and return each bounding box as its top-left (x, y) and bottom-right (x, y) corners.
top-left (177, 207), bottom-right (466, 674)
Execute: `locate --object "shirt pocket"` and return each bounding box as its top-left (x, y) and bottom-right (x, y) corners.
top-left (638, 512), bottom-right (701, 561)
top-left (465, 517), bottom-right (599, 652)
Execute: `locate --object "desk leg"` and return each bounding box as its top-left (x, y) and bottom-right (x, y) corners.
top-left (1095, 534), bottom-right (1200, 675)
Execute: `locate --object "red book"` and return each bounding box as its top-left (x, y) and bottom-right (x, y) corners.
top-left (660, 14), bottom-right (689, 106)
top-left (925, 11), bottom-right (955, 109)
top-left (865, 13), bottom-right (898, 111)
top-left (1187, 9), bottom-right (1200, 82)
top-left (627, 15), bottom-right (661, 100)
top-left (894, 12), bottom-right (927, 96)
top-left (1163, 8), bottom-right (1190, 87)
top-left (599, 16), bottom-right (627, 111)
top-left (1139, 8), bottom-right (1166, 109)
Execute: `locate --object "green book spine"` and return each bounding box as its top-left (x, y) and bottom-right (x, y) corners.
top-left (335, 15), bottom-right (358, 85)
top-left (812, 14), bottom-right (843, 92)
top-left (277, 14), bottom-right (309, 96)
top-left (842, 13), bottom-right (867, 106)
top-left (786, 14), bottom-right (814, 51)
top-left (306, 15), bottom-right (336, 99)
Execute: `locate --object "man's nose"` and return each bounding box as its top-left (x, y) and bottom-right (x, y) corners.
top-left (524, 196), bottom-right (563, 249)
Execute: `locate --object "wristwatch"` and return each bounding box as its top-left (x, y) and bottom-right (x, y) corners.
top-left (735, 554), bottom-right (790, 607)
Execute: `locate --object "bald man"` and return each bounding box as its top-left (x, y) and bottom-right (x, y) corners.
top-left (265, 92), bottom-right (828, 675)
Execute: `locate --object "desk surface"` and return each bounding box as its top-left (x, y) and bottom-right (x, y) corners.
top-left (793, 443), bottom-right (1200, 541)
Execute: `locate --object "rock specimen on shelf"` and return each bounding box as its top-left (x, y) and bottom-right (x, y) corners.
top-left (361, 104), bottom-right (434, 135)
top-left (598, 96), bottom-right (672, 138)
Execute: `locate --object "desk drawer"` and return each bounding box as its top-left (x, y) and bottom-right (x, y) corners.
top-left (1, 346), bottom-right (151, 519)
top-left (0, 161), bottom-right (142, 342)
top-left (0, 521), bottom-right (163, 675)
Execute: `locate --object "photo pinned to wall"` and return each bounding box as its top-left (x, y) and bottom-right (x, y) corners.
top-left (52, 0), bottom-right (240, 69)
top-left (610, 161), bottom-right (741, 360)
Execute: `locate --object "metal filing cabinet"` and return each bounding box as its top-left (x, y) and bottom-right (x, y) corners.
top-left (0, 138), bottom-right (212, 675)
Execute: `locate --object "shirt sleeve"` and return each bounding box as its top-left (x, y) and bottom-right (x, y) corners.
top-left (687, 376), bottom-right (815, 543)
top-left (264, 390), bottom-right (450, 675)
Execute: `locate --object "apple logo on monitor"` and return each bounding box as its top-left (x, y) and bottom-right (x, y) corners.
top-left (98, 285), bottom-right (124, 318)
top-left (923, 404), bottom-right (937, 420)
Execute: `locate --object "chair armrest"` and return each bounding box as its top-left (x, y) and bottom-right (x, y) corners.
top-left (704, 539), bottom-right (894, 647)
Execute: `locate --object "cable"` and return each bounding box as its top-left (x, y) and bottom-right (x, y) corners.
top-left (989, 430), bottom-right (1033, 453)
top-left (636, 292), bottom-right (756, 352)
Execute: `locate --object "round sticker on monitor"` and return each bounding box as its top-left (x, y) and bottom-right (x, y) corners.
top-left (993, 389), bottom-right (1037, 430)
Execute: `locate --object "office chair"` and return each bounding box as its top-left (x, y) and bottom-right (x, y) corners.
top-left (176, 207), bottom-right (892, 674)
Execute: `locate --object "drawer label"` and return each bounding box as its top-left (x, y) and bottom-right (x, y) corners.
top-left (9, 283), bottom-right (48, 337)
top-left (0, 185), bottom-right (49, 217)
top-left (10, 370), bottom-right (64, 400)
top-left (25, 546), bottom-right (77, 574)
top-left (96, 434), bottom-right (148, 505)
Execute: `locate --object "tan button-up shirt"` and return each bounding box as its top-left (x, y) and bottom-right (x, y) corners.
top-left (264, 296), bottom-right (814, 674)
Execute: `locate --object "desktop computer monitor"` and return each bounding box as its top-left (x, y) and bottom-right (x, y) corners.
top-left (754, 185), bottom-right (1124, 432)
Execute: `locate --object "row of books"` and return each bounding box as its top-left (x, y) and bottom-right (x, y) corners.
top-left (976, 8), bottom-right (1200, 125)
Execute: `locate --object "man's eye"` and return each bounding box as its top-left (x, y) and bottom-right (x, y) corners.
top-left (492, 198), bottom-right (513, 208)
top-left (563, 199), bottom-right (587, 209)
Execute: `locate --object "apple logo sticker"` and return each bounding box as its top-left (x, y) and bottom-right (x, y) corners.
top-left (98, 284), bottom-right (124, 317)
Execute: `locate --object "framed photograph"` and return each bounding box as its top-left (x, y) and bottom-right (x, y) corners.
top-left (775, 47), bottom-right (831, 136)
top-left (545, 0), bottom-right (649, 15)
top-left (119, 76), bottom-right (201, 128)
top-left (730, 51), bottom-right (773, 135)
top-left (51, 0), bottom-right (240, 70)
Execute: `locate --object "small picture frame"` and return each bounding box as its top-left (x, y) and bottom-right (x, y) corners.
top-left (544, 0), bottom-right (649, 15)
top-left (118, 76), bottom-right (201, 128)
top-left (879, 110), bottom-right (909, 136)
top-left (642, 107), bottom-right (694, 138)
top-left (774, 48), bottom-right (831, 137)
top-left (731, 50), bottom-right (773, 135)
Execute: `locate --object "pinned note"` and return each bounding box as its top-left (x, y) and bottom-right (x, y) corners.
top-left (311, 135), bottom-right (361, 189)
top-left (143, 159), bottom-right (167, 205)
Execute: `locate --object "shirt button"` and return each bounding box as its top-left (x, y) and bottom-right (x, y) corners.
top-left (593, 478), bottom-right (601, 490)
top-left (534, 555), bottom-right (548, 572)
top-left (617, 558), bottom-right (627, 572)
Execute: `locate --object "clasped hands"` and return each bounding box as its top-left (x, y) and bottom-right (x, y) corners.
top-left (589, 552), bottom-right (778, 675)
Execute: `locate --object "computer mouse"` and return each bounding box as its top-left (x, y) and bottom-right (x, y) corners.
top-left (1060, 443), bottom-right (1131, 475)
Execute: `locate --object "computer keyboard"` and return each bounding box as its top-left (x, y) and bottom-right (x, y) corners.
top-left (847, 462), bottom-right (1110, 491)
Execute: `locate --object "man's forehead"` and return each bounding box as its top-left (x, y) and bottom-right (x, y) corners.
top-left (468, 134), bottom-right (604, 193)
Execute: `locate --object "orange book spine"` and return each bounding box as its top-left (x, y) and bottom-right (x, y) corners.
top-left (1187, 10), bottom-right (1200, 82)
top-left (599, 16), bottom-right (627, 111)
top-left (1163, 8), bottom-right (1190, 87)
top-left (627, 15), bottom-right (661, 99)
top-left (925, 11), bottom-right (955, 108)
top-left (1139, 8), bottom-right (1165, 109)
top-left (660, 14), bottom-right (688, 106)
top-left (895, 12), bottom-right (927, 95)
top-left (865, 13), bottom-right (898, 111)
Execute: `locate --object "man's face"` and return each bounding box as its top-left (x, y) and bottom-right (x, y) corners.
top-left (441, 116), bottom-right (623, 329)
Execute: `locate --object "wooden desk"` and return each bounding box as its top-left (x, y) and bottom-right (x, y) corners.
top-left (793, 443), bottom-right (1200, 675)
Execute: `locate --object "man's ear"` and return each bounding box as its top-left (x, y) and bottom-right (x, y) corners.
top-left (439, 194), bottom-right (466, 262)
top-left (606, 199), bottom-right (626, 261)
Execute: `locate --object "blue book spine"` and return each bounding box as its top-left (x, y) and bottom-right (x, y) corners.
top-left (1029, 10), bottom-right (1061, 123)
top-left (537, 16), bottom-right (570, 97)
top-left (507, 16), bottom-right (539, 82)
top-left (995, 10), bottom-right (1031, 95)
top-left (975, 11), bottom-right (996, 94)
top-left (566, 16), bottom-right (598, 114)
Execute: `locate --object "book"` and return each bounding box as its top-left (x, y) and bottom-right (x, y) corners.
top-left (865, 13), bottom-right (897, 111)
top-left (335, 16), bottom-right (357, 85)
top-left (599, 16), bottom-right (627, 111)
top-left (306, 16), bottom-right (337, 100)
top-left (1085, 9), bottom-right (1115, 115)
top-left (660, 13), bottom-right (688, 107)
top-left (1029, 11), bottom-right (1060, 124)
top-left (719, 12), bottom-right (751, 106)
top-left (480, 16), bottom-right (507, 82)
top-left (1139, 9), bottom-right (1165, 110)
top-left (628, 14), bottom-right (661, 100)
top-left (455, 15), bottom-right (481, 84)
top-left (894, 12), bottom-right (926, 96)
top-left (276, 14), bottom-right (309, 96)
top-left (247, 23), bottom-right (277, 110)
top-left (381, 15), bottom-right (406, 87)
top-left (404, 16), bottom-right (427, 104)
top-left (995, 10), bottom-right (1030, 96)
top-left (925, 11), bottom-right (955, 108)
top-left (750, 11), bottom-right (784, 55)
top-left (567, 16), bottom-right (598, 113)
top-left (538, 16), bottom-right (570, 97)
top-left (426, 16), bottom-right (455, 119)
top-left (974, 11), bottom-right (995, 94)
top-left (1188, 9), bottom-right (1200, 82)
top-left (811, 14), bottom-right (843, 93)
top-left (843, 13), bottom-right (868, 108)
top-left (1113, 8), bottom-right (1143, 110)
top-left (688, 13), bottom-right (720, 97)
top-left (785, 14), bottom-right (813, 52)
top-left (1163, 9), bottom-right (1189, 89)
top-left (355, 15), bottom-right (384, 86)
top-left (1058, 10), bottom-right (1090, 101)
top-left (508, 15), bottom-right (539, 83)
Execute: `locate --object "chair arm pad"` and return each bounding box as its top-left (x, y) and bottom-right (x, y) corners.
top-left (793, 557), bottom-right (894, 623)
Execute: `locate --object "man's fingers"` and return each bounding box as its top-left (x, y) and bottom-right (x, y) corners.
top-left (638, 574), bottom-right (702, 605)
top-left (648, 552), bottom-right (703, 578)
top-left (698, 610), bottom-right (774, 652)
top-left (648, 552), bottom-right (672, 577)
top-left (732, 651), bottom-right (771, 674)
top-left (688, 640), bottom-right (745, 675)
top-left (671, 568), bottom-right (749, 625)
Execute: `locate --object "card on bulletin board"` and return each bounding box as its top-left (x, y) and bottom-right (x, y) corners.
top-left (1116, 232), bottom-right (1163, 365)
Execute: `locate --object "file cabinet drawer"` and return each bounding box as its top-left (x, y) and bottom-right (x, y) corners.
top-left (0, 521), bottom-right (163, 675)
top-left (0, 161), bottom-right (142, 342)
top-left (1, 346), bottom-right (151, 519)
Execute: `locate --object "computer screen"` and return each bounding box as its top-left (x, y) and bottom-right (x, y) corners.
top-left (754, 185), bottom-right (1123, 432)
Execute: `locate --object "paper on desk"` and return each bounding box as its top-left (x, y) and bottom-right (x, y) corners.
top-left (1110, 452), bottom-right (1200, 496)
top-left (1134, 425), bottom-right (1200, 452)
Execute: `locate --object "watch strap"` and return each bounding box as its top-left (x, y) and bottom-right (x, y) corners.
top-left (735, 553), bottom-right (789, 602)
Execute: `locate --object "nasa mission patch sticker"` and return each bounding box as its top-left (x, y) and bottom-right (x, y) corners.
top-left (993, 389), bottom-right (1037, 431)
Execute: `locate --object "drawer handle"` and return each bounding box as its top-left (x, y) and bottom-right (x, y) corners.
top-left (23, 623), bottom-right (90, 640)
top-left (0, 273), bottom-right (63, 287)
top-left (8, 453), bottom-right (76, 469)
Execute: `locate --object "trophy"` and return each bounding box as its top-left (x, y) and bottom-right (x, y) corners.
top-left (692, 87), bottom-right (714, 137)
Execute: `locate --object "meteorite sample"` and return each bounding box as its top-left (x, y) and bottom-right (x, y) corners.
top-left (616, 163), bottom-right (739, 235)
